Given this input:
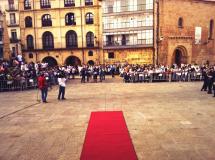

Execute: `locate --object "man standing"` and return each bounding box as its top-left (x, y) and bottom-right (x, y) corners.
top-left (38, 73), bottom-right (48, 103)
top-left (58, 72), bottom-right (66, 100)
top-left (201, 68), bottom-right (208, 91)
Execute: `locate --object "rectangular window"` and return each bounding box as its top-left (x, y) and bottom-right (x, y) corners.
top-left (40, 0), bottom-right (51, 8)
top-left (146, 0), bottom-right (153, 10)
top-left (195, 27), bottom-right (202, 44)
top-left (65, 0), bottom-right (75, 7)
top-left (108, 52), bottom-right (115, 59)
top-left (137, 30), bottom-right (153, 44)
top-left (10, 13), bottom-right (16, 24)
top-left (121, 0), bottom-right (128, 12)
top-left (113, 1), bottom-right (120, 12)
top-left (85, 0), bottom-right (93, 6)
top-left (11, 30), bottom-right (17, 40)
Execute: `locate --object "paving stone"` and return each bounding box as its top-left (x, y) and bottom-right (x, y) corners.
top-left (0, 78), bottom-right (215, 160)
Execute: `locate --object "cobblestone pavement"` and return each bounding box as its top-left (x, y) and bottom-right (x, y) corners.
top-left (0, 77), bottom-right (215, 160)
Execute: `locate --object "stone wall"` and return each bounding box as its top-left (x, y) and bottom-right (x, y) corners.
top-left (158, 0), bottom-right (215, 65)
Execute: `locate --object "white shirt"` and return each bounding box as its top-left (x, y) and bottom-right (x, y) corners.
top-left (58, 78), bottom-right (66, 87)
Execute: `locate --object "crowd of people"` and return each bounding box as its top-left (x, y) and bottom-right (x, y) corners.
top-left (1, 57), bottom-right (215, 98)
top-left (119, 64), bottom-right (215, 97)
top-left (0, 58), bottom-right (119, 92)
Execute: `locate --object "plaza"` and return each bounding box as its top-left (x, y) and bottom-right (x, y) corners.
top-left (0, 78), bottom-right (215, 160)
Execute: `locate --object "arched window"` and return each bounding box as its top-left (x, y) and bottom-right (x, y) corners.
top-left (25, 16), bottom-right (32, 27)
top-left (209, 19), bottom-right (214, 40)
top-left (66, 30), bottom-right (78, 48)
top-left (85, 0), bottom-right (93, 5)
top-left (86, 32), bottom-right (94, 47)
top-left (65, 13), bottom-right (76, 25)
top-left (26, 35), bottom-right (34, 50)
top-left (64, 0), bottom-right (75, 7)
top-left (42, 31), bottom-right (54, 49)
top-left (42, 14), bottom-right (52, 27)
top-left (86, 13), bottom-right (94, 24)
top-left (178, 17), bottom-right (183, 28)
top-left (40, 0), bottom-right (51, 8)
top-left (24, 0), bottom-right (31, 9)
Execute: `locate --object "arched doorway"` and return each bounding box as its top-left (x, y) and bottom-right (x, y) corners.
top-left (42, 56), bottom-right (58, 67)
top-left (65, 56), bottom-right (81, 66)
top-left (172, 46), bottom-right (188, 66)
top-left (87, 60), bottom-right (95, 66)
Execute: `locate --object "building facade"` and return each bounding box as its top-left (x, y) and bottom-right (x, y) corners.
top-left (3, 0), bottom-right (22, 59)
top-left (0, 9), bottom-right (11, 60)
top-left (157, 0), bottom-right (215, 65)
top-left (0, 11), bottom-right (3, 59)
top-left (102, 0), bottom-right (155, 64)
top-left (19, 0), bottom-right (102, 66)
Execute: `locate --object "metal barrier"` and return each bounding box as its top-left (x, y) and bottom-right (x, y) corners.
top-left (123, 71), bottom-right (203, 83)
top-left (0, 78), bottom-right (38, 92)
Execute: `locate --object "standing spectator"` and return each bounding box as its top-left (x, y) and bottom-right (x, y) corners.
top-left (201, 68), bottom-right (208, 91)
top-left (110, 65), bottom-right (115, 78)
top-left (207, 69), bottom-right (213, 94)
top-left (57, 72), bottom-right (66, 100)
top-left (38, 73), bottom-right (48, 103)
top-left (80, 67), bottom-right (86, 83)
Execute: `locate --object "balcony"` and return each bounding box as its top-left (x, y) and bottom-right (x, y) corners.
top-left (103, 21), bottom-right (153, 31)
top-left (86, 19), bottom-right (94, 24)
top-left (87, 43), bottom-right (94, 48)
top-left (24, 6), bottom-right (31, 10)
top-left (103, 4), bottom-right (153, 14)
top-left (66, 21), bottom-right (76, 26)
top-left (64, 3), bottom-right (75, 7)
top-left (85, 2), bottom-right (93, 6)
top-left (40, 4), bottom-right (51, 9)
top-left (10, 38), bottom-right (20, 43)
top-left (104, 39), bottom-right (153, 49)
top-left (7, 21), bottom-right (19, 27)
top-left (42, 21), bottom-right (52, 27)
top-left (5, 4), bottom-right (18, 11)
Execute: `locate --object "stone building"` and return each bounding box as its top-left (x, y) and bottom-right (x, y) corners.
top-left (0, 11), bottom-right (3, 59)
top-left (19, 0), bottom-right (103, 66)
top-left (0, 9), bottom-right (11, 60)
top-left (157, 0), bottom-right (215, 65)
top-left (2, 0), bottom-right (22, 59)
top-left (102, 0), bottom-right (155, 64)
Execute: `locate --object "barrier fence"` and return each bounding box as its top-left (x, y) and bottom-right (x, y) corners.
top-left (0, 72), bottom-right (204, 92)
top-left (123, 71), bottom-right (203, 83)
top-left (0, 78), bottom-right (38, 92)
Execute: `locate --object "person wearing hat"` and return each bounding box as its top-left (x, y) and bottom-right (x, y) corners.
top-left (38, 72), bottom-right (48, 103)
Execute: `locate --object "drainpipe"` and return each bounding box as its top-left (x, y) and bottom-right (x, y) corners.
top-left (156, 0), bottom-right (159, 65)
top-left (80, 0), bottom-right (84, 64)
top-left (32, 0), bottom-right (37, 62)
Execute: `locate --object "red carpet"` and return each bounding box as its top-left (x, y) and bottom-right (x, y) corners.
top-left (80, 111), bottom-right (138, 160)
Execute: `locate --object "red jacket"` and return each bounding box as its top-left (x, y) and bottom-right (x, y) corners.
top-left (38, 76), bottom-right (46, 89)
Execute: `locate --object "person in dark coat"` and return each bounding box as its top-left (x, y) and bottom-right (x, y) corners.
top-left (80, 67), bottom-right (86, 83)
top-left (207, 69), bottom-right (213, 94)
top-left (212, 69), bottom-right (215, 97)
top-left (201, 68), bottom-right (208, 91)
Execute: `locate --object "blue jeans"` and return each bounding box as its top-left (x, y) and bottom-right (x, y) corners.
top-left (41, 88), bottom-right (48, 102)
top-left (58, 86), bottom-right (65, 99)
